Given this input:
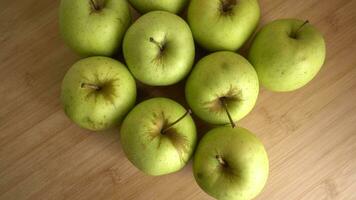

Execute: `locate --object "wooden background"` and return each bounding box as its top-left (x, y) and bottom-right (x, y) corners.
top-left (1, 0), bottom-right (356, 199)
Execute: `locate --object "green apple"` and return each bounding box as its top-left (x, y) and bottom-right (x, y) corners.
top-left (123, 11), bottom-right (195, 86)
top-left (187, 0), bottom-right (260, 51)
top-left (193, 126), bottom-right (269, 200)
top-left (61, 56), bottom-right (136, 131)
top-left (120, 98), bottom-right (197, 176)
top-left (59, 0), bottom-right (131, 57)
top-left (248, 19), bottom-right (326, 92)
top-left (185, 51), bottom-right (259, 125)
top-left (128, 0), bottom-right (189, 14)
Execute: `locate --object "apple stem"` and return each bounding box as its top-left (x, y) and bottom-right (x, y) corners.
top-left (81, 83), bottom-right (101, 91)
top-left (149, 37), bottom-right (164, 51)
top-left (90, 0), bottom-right (99, 10)
top-left (220, 98), bottom-right (236, 128)
top-left (293, 20), bottom-right (309, 38)
top-left (216, 155), bottom-right (227, 167)
top-left (161, 109), bottom-right (192, 134)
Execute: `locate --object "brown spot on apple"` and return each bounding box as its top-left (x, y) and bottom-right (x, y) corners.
top-left (196, 172), bottom-right (204, 179)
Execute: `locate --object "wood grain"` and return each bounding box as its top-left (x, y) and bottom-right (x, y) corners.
top-left (1, 0), bottom-right (356, 199)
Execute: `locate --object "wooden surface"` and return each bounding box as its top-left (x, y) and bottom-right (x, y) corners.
top-left (1, 0), bottom-right (356, 199)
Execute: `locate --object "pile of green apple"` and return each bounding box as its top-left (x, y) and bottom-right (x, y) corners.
top-left (59, 0), bottom-right (325, 199)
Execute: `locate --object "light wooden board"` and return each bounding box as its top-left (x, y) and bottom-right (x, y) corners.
top-left (1, 0), bottom-right (356, 199)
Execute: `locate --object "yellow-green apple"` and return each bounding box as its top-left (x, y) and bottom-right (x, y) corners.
top-left (59, 0), bottom-right (131, 57)
top-left (185, 51), bottom-right (259, 125)
top-left (187, 0), bottom-right (260, 51)
top-left (120, 98), bottom-right (197, 176)
top-left (123, 11), bottom-right (195, 86)
top-left (248, 19), bottom-right (326, 92)
top-left (61, 56), bottom-right (136, 131)
top-left (128, 0), bottom-right (189, 14)
top-left (193, 126), bottom-right (269, 200)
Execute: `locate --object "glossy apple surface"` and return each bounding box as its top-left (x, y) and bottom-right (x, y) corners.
top-left (194, 126), bottom-right (269, 200)
top-left (120, 98), bottom-right (197, 176)
top-left (185, 51), bottom-right (259, 125)
top-left (248, 19), bottom-right (326, 92)
top-left (187, 0), bottom-right (260, 51)
top-left (61, 56), bottom-right (136, 131)
top-left (59, 0), bottom-right (131, 56)
top-left (123, 11), bottom-right (195, 86)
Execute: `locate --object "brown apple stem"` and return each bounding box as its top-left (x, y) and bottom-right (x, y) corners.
top-left (220, 98), bottom-right (236, 128)
top-left (161, 109), bottom-right (192, 134)
top-left (90, 0), bottom-right (99, 10)
top-left (149, 37), bottom-right (164, 51)
top-left (293, 20), bottom-right (309, 38)
top-left (216, 155), bottom-right (227, 167)
top-left (81, 83), bottom-right (101, 91)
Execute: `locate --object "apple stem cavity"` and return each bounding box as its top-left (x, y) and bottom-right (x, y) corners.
top-left (81, 83), bottom-right (101, 91)
top-left (216, 155), bottom-right (228, 167)
top-left (291, 20), bottom-right (309, 39)
top-left (149, 37), bottom-right (164, 51)
top-left (220, 97), bottom-right (236, 128)
top-left (161, 109), bottom-right (192, 134)
top-left (220, 0), bottom-right (237, 14)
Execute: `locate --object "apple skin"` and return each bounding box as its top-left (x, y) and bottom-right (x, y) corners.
top-left (187, 0), bottom-right (260, 51)
top-left (123, 11), bottom-right (195, 86)
top-left (193, 126), bottom-right (269, 200)
top-left (61, 56), bottom-right (136, 131)
top-left (59, 0), bottom-right (131, 57)
top-left (185, 51), bottom-right (259, 125)
top-left (120, 98), bottom-right (197, 176)
top-left (248, 19), bottom-right (326, 92)
top-left (128, 0), bottom-right (189, 14)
